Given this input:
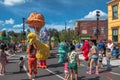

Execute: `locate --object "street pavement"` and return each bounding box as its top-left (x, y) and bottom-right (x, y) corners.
top-left (0, 48), bottom-right (120, 80)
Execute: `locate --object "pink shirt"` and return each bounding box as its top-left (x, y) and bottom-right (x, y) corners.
top-left (64, 62), bottom-right (69, 71)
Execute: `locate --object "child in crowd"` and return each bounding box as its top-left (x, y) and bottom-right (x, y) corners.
top-left (0, 49), bottom-right (5, 76)
top-left (68, 45), bottom-right (80, 80)
top-left (64, 58), bottom-right (69, 80)
top-left (106, 48), bottom-right (112, 70)
top-left (98, 52), bottom-right (104, 68)
top-left (19, 56), bottom-right (25, 72)
top-left (97, 40), bottom-right (104, 68)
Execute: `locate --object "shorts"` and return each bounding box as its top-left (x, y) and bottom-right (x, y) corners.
top-left (64, 70), bottom-right (69, 74)
top-left (20, 66), bottom-right (23, 69)
top-left (92, 55), bottom-right (98, 61)
top-left (92, 58), bottom-right (98, 61)
top-left (69, 62), bottom-right (78, 70)
top-left (99, 58), bottom-right (102, 62)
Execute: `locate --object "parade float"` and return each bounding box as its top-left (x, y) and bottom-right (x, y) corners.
top-left (26, 12), bottom-right (50, 68)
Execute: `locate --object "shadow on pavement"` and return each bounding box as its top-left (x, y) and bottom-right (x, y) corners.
top-left (48, 63), bottom-right (63, 68)
top-left (84, 76), bottom-right (100, 80)
top-left (78, 76), bottom-right (86, 80)
top-left (12, 71), bottom-right (26, 74)
top-left (35, 70), bottom-right (63, 78)
top-left (7, 61), bottom-right (17, 64)
top-left (21, 79), bottom-right (31, 80)
top-left (99, 65), bottom-right (119, 73)
top-left (48, 53), bottom-right (57, 59)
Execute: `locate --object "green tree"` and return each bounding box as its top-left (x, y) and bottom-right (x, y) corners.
top-left (8, 31), bottom-right (15, 37)
top-left (48, 28), bottom-right (59, 37)
top-left (8, 31), bottom-right (23, 42)
top-left (59, 29), bottom-right (75, 42)
top-left (1, 30), bottom-right (6, 37)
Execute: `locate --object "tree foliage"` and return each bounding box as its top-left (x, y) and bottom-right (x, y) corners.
top-left (1, 30), bottom-right (6, 37)
top-left (59, 29), bottom-right (75, 42)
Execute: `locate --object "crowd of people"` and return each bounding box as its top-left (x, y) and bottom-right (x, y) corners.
top-left (0, 39), bottom-right (120, 80)
top-left (60, 39), bottom-right (120, 80)
top-left (0, 40), bottom-right (26, 76)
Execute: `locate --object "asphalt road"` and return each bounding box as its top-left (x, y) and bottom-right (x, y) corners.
top-left (0, 48), bottom-right (120, 80)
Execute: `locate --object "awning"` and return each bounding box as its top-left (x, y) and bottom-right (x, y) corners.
top-left (79, 34), bottom-right (91, 40)
top-left (80, 37), bottom-right (91, 40)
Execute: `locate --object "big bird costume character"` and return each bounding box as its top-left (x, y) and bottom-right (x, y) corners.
top-left (27, 32), bottom-right (50, 69)
top-left (26, 12), bottom-right (50, 69)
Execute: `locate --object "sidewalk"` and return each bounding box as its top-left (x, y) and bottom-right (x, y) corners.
top-left (79, 54), bottom-right (120, 66)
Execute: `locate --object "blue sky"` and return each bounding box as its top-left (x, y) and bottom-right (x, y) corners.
top-left (0, 0), bottom-right (109, 32)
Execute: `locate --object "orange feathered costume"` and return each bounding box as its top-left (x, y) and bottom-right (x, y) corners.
top-left (26, 43), bottom-right (37, 75)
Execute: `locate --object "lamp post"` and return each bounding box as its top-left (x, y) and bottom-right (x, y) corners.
top-left (67, 27), bottom-right (70, 41)
top-left (22, 17), bottom-right (25, 40)
top-left (96, 11), bottom-right (100, 40)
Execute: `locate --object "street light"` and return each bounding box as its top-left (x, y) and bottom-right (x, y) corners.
top-left (22, 17), bottom-right (25, 40)
top-left (96, 11), bottom-right (100, 40)
top-left (67, 27), bottom-right (70, 41)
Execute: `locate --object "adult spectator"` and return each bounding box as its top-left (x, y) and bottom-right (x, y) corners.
top-left (0, 48), bottom-right (5, 75)
top-left (107, 40), bottom-right (113, 51)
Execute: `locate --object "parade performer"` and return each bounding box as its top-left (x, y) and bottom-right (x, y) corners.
top-left (26, 12), bottom-right (50, 69)
top-left (82, 40), bottom-right (90, 61)
top-left (58, 41), bottom-right (69, 63)
top-left (27, 33), bottom-right (50, 69)
top-left (26, 43), bottom-right (37, 79)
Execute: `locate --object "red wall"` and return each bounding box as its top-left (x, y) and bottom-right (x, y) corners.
top-left (75, 20), bottom-right (107, 40)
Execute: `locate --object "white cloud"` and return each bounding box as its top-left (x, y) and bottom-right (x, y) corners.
top-left (68, 20), bottom-right (73, 23)
top-left (1, 28), bottom-right (6, 31)
top-left (13, 24), bottom-right (23, 28)
top-left (45, 23), bottom-right (74, 31)
top-left (45, 24), bottom-right (65, 31)
top-left (8, 28), bottom-right (22, 33)
top-left (81, 10), bottom-right (108, 20)
top-left (1, 0), bottom-right (26, 6)
top-left (0, 20), bottom-right (4, 26)
top-left (5, 18), bottom-right (14, 24)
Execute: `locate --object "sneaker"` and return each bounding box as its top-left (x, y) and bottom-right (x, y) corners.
top-left (95, 71), bottom-right (99, 75)
top-left (86, 71), bottom-right (92, 74)
top-left (0, 74), bottom-right (4, 76)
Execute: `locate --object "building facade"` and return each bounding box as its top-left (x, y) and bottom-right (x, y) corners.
top-left (107, 0), bottom-right (120, 43)
top-left (75, 20), bottom-right (107, 40)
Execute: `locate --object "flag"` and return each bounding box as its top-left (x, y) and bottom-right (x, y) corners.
top-left (42, 28), bottom-right (47, 38)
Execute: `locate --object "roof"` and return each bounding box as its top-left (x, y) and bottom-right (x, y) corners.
top-left (107, 0), bottom-right (119, 5)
